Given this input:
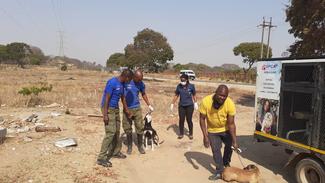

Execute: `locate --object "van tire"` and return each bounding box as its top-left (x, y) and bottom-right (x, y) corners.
top-left (295, 158), bottom-right (325, 183)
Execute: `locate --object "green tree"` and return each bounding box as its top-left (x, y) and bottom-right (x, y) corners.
top-left (185, 63), bottom-right (212, 72)
top-left (6, 42), bottom-right (31, 68)
top-left (125, 28), bottom-right (174, 72)
top-left (286, 0), bottom-right (325, 57)
top-left (173, 63), bottom-right (188, 71)
top-left (106, 53), bottom-right (127, 69)
top-left (124, 44), bottom-right (150, 69)
top-left (29, 46), bottom-right (46, 65)
top-left (0, 45), bottom-right (8, 62)
top-left (28, 54), bottom-right (42, 65)
top-left (233, 42), bottom-right (272, 73)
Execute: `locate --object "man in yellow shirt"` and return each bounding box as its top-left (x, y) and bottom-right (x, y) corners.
top-left (199, 84), bottom-right (238, 181)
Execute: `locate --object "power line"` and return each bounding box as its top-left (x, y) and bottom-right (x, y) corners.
top-left (177, 25), bottom-right (258, 56)
top-left (14, 0), bottom-right (43, 35)
top-left (51, 0), bottom-right (61, 30)
top-left (176, 29), bottom-right (256, 62)
top-left (51, 0), bottom-right (66, 57)
top-left (57, 0), bottom-right (64, 31)
top-left (0, 6), bottom-right (25, 30)
top-left (58, 30), bottom-right (65, 57)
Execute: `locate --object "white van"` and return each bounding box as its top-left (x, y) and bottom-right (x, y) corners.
top-left (179, 70), bottom-right (196, 80)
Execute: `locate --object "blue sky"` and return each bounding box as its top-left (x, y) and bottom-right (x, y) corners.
top-left (0, 0), bottom-right (294, 67)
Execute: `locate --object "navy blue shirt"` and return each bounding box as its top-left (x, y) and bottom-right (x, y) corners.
top-left (175, 83), bottom-right (196, 107)
top-left (101, 77), bottom-right (124, 108)
top-left (124, 80), bottom-right (145, 109)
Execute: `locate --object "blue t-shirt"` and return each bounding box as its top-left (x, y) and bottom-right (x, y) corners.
top-left (124, 80), bottom-right (145, 109)
top-left (175, 83), bottom-right (196, 107)
top-left (101, 77), bottom-right (124, 109)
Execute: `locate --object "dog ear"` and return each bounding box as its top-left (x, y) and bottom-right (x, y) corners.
top-left (245, 164), bottom-right (257, 171)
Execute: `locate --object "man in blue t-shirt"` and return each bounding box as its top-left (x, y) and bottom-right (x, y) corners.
top-left (123, 69), bottom-right (154, 155)
top-left (97, 69), bottom-right (133, 168)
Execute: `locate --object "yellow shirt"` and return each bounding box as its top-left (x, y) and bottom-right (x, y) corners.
top-left (199, 94), bottom-right (236, 133)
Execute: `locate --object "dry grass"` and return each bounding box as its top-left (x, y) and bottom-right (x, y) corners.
top-left (0, 65), bottom-right (254, 111)
top-left (0, 66), bottom-right (111, 108)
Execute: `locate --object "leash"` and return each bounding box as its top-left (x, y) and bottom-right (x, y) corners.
top-left (231, 146), bottom-right (246, 168)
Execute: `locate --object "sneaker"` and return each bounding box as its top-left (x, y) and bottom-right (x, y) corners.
top-left (97, 159), bottom-right (112, 167)
top-left (113, 152), bottom-right (127, 159)
top-left (208, 173), bottom-right (222, 181)
top-left (224, 163), bottom-right (230, 167)
top-left (178, 135), bottom-right (184, 139)
top-left (189, 135), bottom-right (193, 140)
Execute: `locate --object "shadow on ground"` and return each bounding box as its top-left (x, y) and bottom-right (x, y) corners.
top-left (236, 135), bottom-right (295, 182)
top-left (184, 135), bottom-right (295, 183)
top-left (184, 151), bottom-right (216, 174)
top-left (166, 124), bottom-right (189, 137)
top-left (236, 94), bottom-right (255, 107)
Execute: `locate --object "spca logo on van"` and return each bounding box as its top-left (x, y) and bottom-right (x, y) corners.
top-left (261, 63), bottom-right (279, 71)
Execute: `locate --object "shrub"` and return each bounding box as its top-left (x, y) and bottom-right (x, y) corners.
top-left (61, 64), bottom-right (67, 71)
top-left (18, 83), bottom-right (53, 106)
top-left (18, 84), bottom-right (52, 96)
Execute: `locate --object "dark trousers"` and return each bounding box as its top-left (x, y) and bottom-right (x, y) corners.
top-left (208, 131), bottom-right (233, 174)
top-left (178, 105), bottom-right (194, 136)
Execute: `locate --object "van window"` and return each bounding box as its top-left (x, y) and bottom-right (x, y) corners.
top-left (283, 64), bottom-right (314, 83)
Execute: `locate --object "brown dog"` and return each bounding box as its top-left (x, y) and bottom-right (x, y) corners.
top-left (222, 164), bottom-right (260, 183)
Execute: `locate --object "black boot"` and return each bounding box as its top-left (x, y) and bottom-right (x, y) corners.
top-left (113, 152), bottom-right (127, 159)
top-left (126, 133), bottom-right (133, 155)
top-left (97, 159), bottom-right (112, 167)
top-left (137, 134), bottom-right (145, 154)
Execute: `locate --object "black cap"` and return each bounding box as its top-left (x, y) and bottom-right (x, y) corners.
top-left (180, 74), bottom-right (188, 80)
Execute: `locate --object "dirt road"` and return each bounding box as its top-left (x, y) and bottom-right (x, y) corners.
top-left (144, 76), bottom-right (256, 92)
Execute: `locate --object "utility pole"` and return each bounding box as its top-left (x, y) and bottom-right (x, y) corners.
top-left (258, 17), bottom-right (266, 59)
top-left (58, 30), bottom-right (65, 57)
top-left (258, 17), bottom-right (276, 59)
top-left (266, 17), bottom-right (277, 58)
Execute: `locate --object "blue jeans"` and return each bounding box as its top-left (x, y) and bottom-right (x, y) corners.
top-left (208, 131), bottom-right (233, 174)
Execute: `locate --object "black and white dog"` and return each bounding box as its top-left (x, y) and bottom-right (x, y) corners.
top-left (143, 112), bottom-right (163, 151)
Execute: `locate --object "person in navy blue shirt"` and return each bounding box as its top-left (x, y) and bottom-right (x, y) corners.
top-left (97, 69), bottom-right (133, 168)
top-left (171, 74), bottom-right (198, 140)
top-left (123, 70), bottom-right (153, 155)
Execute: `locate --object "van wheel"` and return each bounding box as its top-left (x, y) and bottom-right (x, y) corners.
top-left (295, 158), bottom-right (325, 183)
